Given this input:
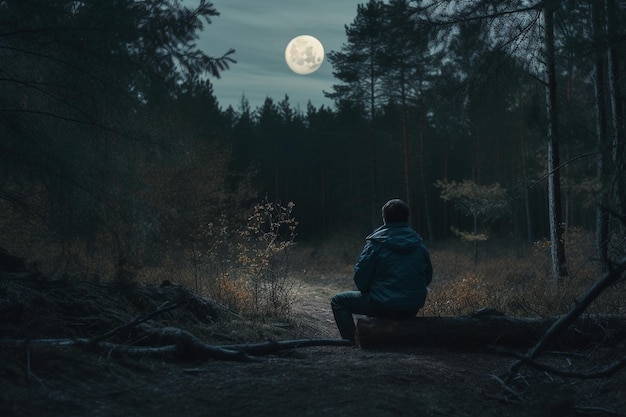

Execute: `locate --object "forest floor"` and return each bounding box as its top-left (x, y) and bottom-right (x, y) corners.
top-left (1, 268), bottom-right (625, 417)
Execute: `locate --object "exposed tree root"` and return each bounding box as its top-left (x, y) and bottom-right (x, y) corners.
top-left (2, 302), bottom-right (352, 362)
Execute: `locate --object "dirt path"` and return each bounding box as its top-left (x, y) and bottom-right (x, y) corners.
top-left (291, 273), bottom-right (351, 338)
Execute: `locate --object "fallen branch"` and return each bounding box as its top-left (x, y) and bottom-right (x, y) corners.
top-left (489, 374), bottom-right (525, 403)
top-left (2, 330), bottom-right (352, 363)
top-left (573, 406), bottom-right (620, 416)
top-left (497, 349), bottom-right (626, 379)
top-left (216, 338), bottom-right (353, 355)
top-left (88, 301), bottom-right (181, 346)
top-left (82, 328), bottom-right (258, 362)
top-left (2, 334), bottom-right (256, 362)
top-left (504, 257), bottom-right (626, 381)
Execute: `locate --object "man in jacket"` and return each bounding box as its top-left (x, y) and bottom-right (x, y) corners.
top-left (331, 199), bottom-right (433, 343)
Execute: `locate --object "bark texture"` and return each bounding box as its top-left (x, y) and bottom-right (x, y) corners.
top-left (355, 312), bottom-right (626, 349)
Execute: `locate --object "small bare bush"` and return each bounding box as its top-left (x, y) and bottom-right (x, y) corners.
top-left (236, 198), bottom-right (298, 317)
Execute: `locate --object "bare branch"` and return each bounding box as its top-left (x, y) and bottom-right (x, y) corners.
top-left (502, 350), bottom-right (626, 379)
top-left (504, 257), bottom-right (626, 381)
top-left (88, 301), bottom-right (181, 346)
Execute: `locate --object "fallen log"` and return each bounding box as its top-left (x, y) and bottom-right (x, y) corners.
top-left (355, 311), bottom-right (626, 349)
top-left (2, 333), bottom-right (353, 363)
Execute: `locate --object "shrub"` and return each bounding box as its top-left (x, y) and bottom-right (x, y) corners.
top-left (236, 198), bottom-right (298, 317)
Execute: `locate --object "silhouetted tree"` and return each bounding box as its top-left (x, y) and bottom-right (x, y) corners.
top-left (0, 0), bottom-right (236, 272)
top-left (326, 0), bottom-right (387, 226)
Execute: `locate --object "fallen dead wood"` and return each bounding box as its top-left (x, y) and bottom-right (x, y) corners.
top-left (2, 329), bottom-right (353, 363)
top-left (504, 257), bottom-right (626, 381)
top-left (0, 273), bottom-right (352, 362)
top-left (497, 348), bottom-right (626, 379)
top-left (355, 311), bottom-right (626, 349)
top-left (139, 327), bottom-right (349, 359)
top-left (99, 327), bottom-right (259, 361)
top-left (4, 334), bottom-right (257, 362)
top-left (216, 338), bottom-right (353, 355)
top-left (88, 300), bottom-right (181, 346)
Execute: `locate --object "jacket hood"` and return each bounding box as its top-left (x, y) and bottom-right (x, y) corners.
top-left (366, 223), bottom-right (423, 254)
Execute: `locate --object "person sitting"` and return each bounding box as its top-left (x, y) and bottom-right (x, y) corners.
top-left (331, 198), bottom-right (433, 343)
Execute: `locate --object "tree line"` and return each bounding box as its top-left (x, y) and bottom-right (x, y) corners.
top-left (1, 0), bottom-right (624, 279)
top-left (226, 1), bottom-right (624, 274)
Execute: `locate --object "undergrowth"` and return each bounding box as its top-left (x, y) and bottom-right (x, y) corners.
top-left (3, 199), bottom-right (624, 321)
top-left (421, 231), bottom-right (625, 317)
top-left (290, 229), bottom-right (625, 319)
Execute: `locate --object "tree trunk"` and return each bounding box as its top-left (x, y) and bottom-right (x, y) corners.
top-left (419, 109), bottom-right (434, 243)
top-left (370, 56), bottom-right (379, 228)
top-left (592, 0), bottom-right (610, 268)
top-left (519, 122), bottom-right (533, 245)
top-left (606, 0), bottom-right (626, 224)
top-left (401, 76), bottom-right (412, 212)
top-left (355, 313), bottom-right (625, 349)
top-left (543, 2), bottom-right (568, 283)
top-left (473, 214), bottom-right (479, 266)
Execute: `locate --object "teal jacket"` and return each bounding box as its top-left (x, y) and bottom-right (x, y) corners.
top-left (354, 223), bottom-right (433, 311)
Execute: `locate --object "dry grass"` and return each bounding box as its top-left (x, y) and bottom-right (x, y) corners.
top-left (4, 220), bottom-right (624, 322)
top-left (291, 232), bottom-right (625, 320)
top-left (423, 235), bottom-right (625, 318)
top-left (85, 232), bottom-right (626, 321)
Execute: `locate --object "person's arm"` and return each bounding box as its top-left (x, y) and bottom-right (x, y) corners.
top-left (353, 241), bottom-right (378, 292)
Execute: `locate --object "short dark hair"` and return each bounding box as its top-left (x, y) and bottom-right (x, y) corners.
top-left (382, 199), bottom-right (410, 223)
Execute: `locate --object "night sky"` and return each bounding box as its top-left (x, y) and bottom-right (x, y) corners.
top-left (188, 0), bottom-right (364, 110)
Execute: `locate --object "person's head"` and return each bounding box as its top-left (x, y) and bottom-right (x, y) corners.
top-left (382, 199), bottom-right (410, 224)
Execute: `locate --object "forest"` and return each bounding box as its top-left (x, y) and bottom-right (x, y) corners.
top-left (2, 0), bottom-right (626, 303)
top-left (1, 1), bottom-right (626, 416)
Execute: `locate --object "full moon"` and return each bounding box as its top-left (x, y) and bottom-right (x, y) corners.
top-left (285, 35), bottom-right (324, 75)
